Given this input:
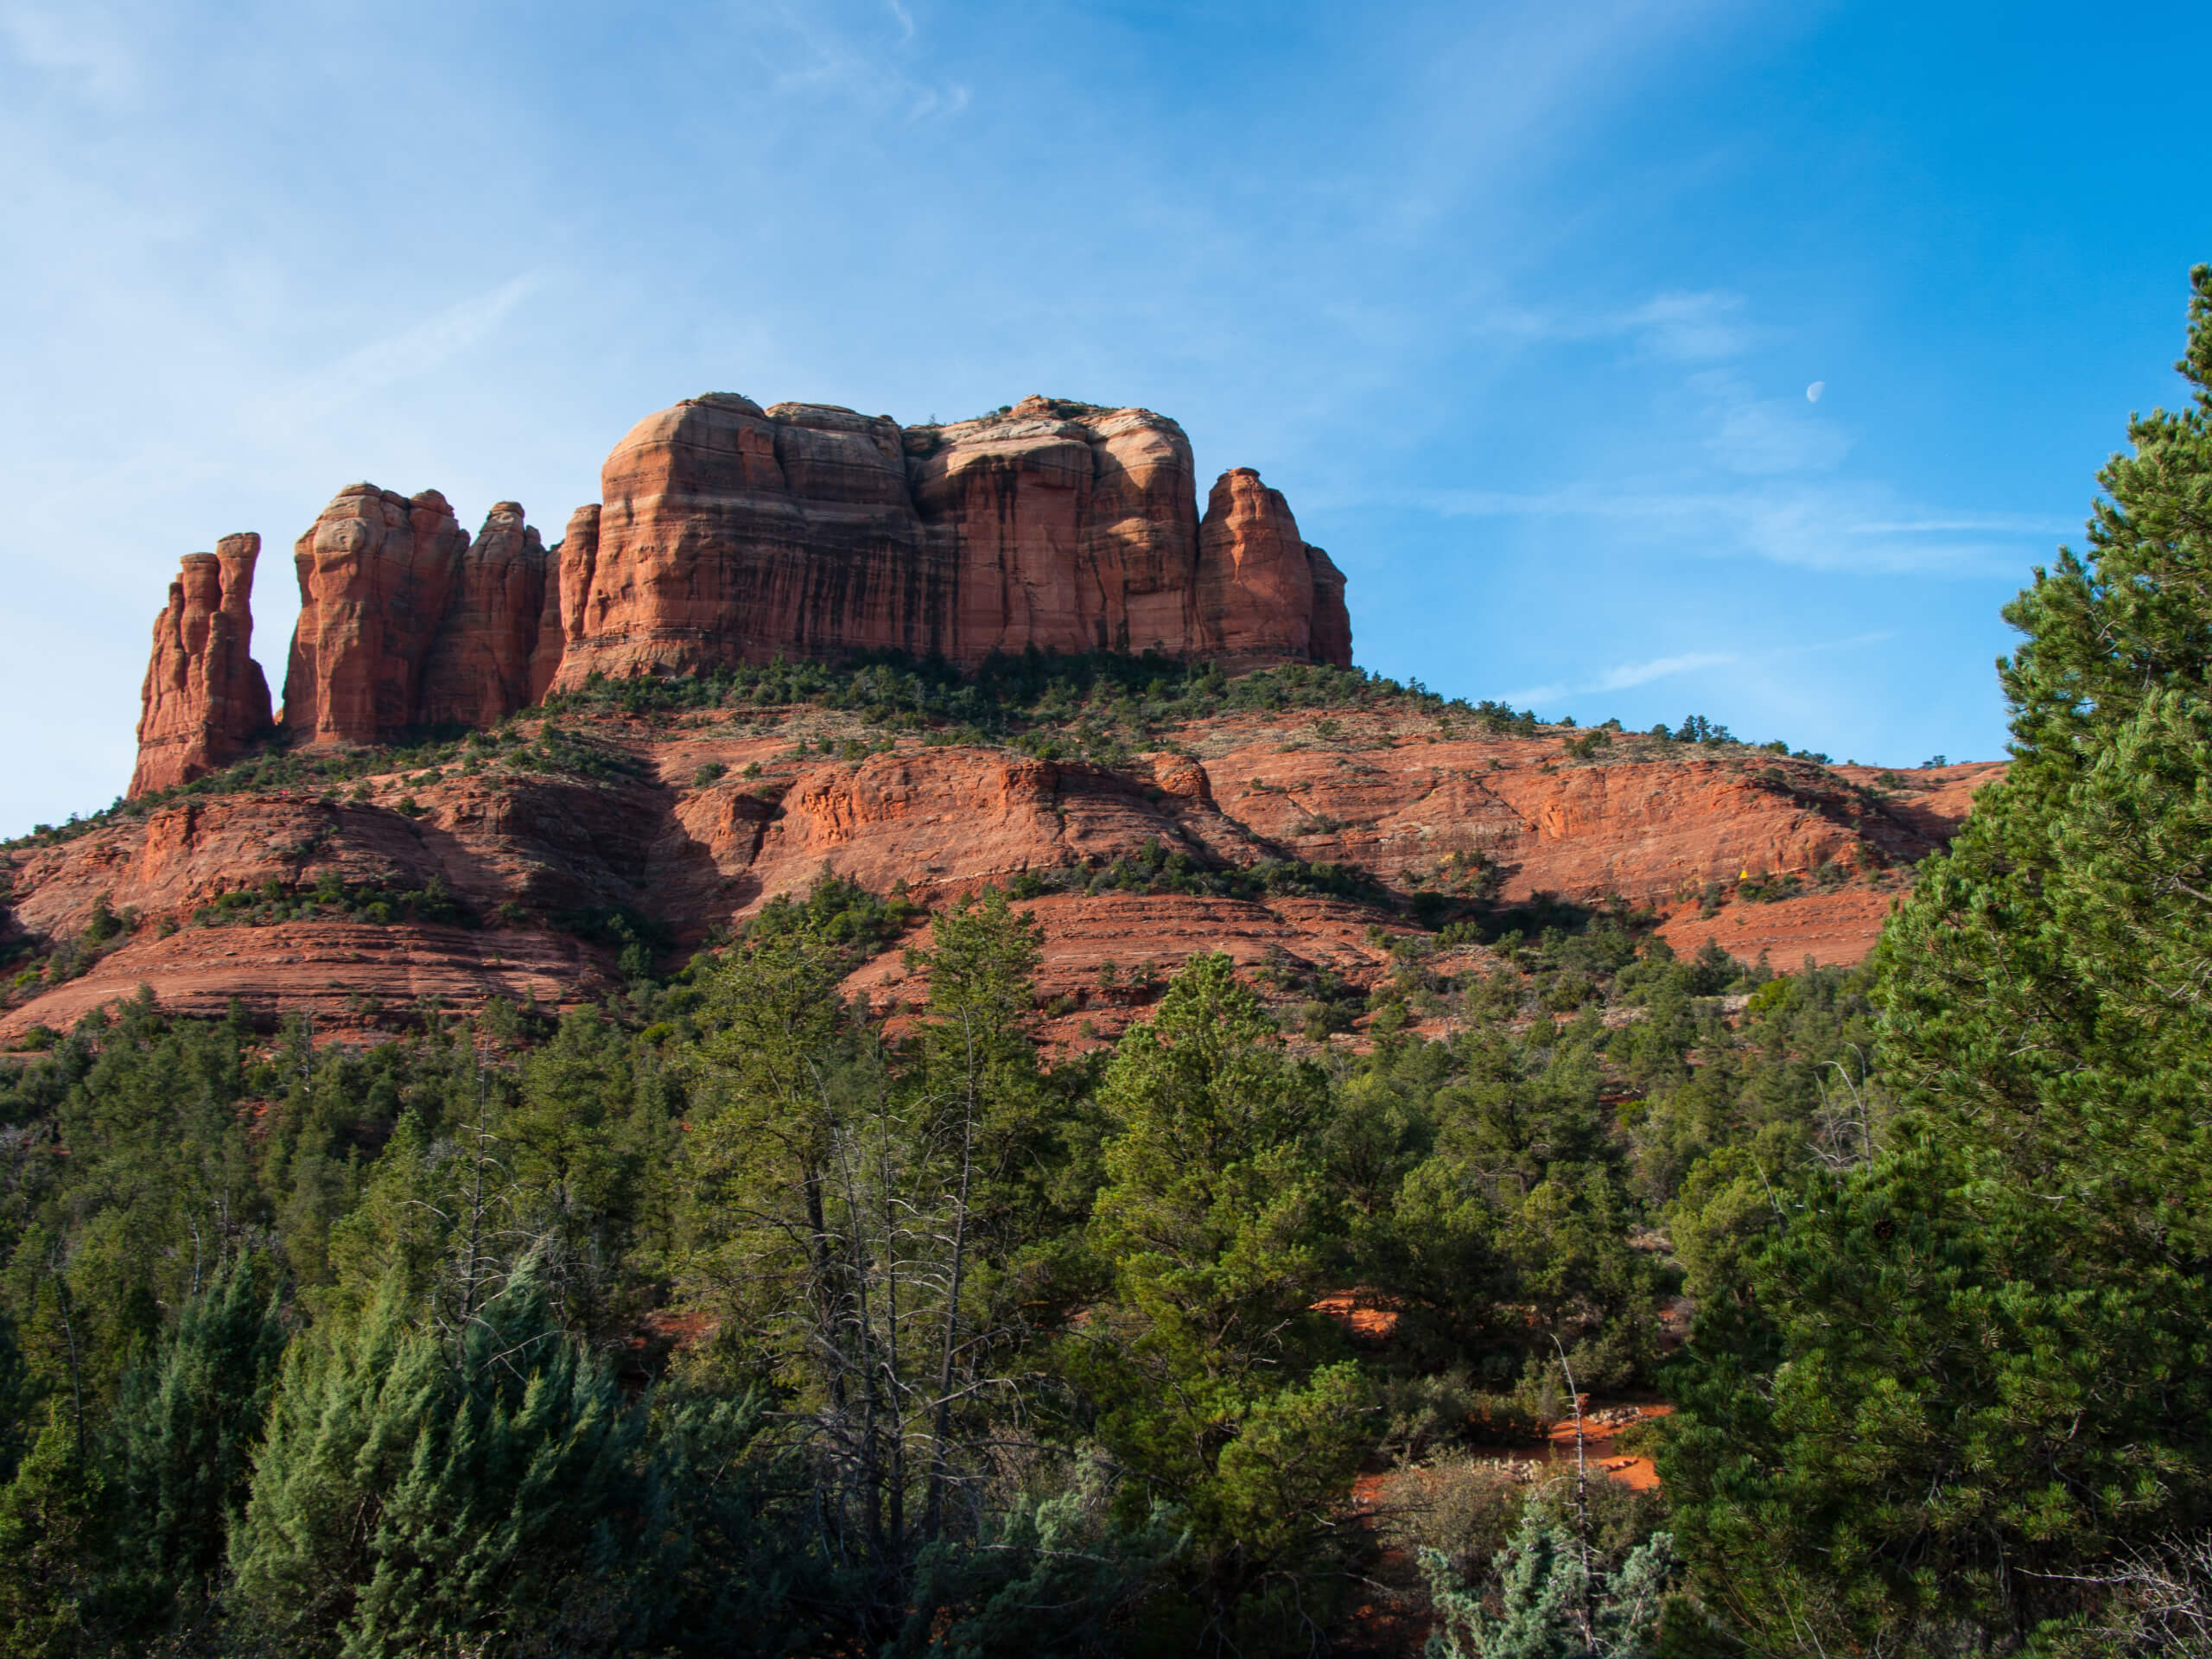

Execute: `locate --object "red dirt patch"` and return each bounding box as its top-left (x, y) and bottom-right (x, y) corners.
top-left (1313, 1287), bottom-right (1403, 1342)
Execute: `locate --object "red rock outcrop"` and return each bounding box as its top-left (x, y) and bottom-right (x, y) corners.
top-left (1196, 468), bottom-right (1350, 664)
top-left (551, 395), bottom-right (932, 681)
top-left (122, 391), bottom-right (1357, 795)
top-left (529, 506), bottom-right (593, 703)
top-left (130, 535), bottom-right (274, 795)
top-left (21, 697), bottom-right (1999, 1044)
top-left (282, 486), bottom-right (473, 746)
top-left (419, 502), bottom-right (551, 730)
top-left (549, 393), bottom-right (1351, 684)
top-left (0, 922), bottom-right (612, 1034)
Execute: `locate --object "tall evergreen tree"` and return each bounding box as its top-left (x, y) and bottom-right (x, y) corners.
top-left (100, 1253), bottom-right (286, 1638)
top-left (1071, 954), bottom-right (1368, 1646)
top-left (1662, 266), bottom-right (2212, 1650)
top-left (230, 1261), bottom-right (644, 1658)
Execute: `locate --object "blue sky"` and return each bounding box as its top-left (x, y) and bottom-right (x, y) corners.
top-left (3, 0), bottom-right (2208, 833)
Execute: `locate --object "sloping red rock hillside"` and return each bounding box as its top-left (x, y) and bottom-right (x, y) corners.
top-left (3, 690), bottom-right (1999, 1043)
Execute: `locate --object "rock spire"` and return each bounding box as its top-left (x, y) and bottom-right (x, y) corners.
top-left (129, 535), bottom-right (274, 795)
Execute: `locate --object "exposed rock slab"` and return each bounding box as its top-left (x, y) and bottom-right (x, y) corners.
top-left (0, 923), bottom-right (613, 1041)
top-left (1656, 888), bottom-right (1900, 969)
top-left (549, 393), bottom-right (1352, 683)
top-left (124, 391), bottom-right (1356, 794)
top-left (19, 701), bottom-right (1999, 1039)
top-left (419, 501), bottom-right (551, 731)
top-left (1197, 467), bottom-right (1350, 665)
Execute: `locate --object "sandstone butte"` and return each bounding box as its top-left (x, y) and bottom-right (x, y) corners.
top-left (3, 389), bottom-right (2003, 1045)
top-left (128, 392), bottom-right (1352, 791)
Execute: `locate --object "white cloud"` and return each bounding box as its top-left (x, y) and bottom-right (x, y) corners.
top-left (1693, 368), bottom-right (1852, 475)
top-left (1624, 290), bottom-right (1761, 362)
top-left (760, 0), bottom-right (970, 120)
top-left (0, 1), bottom-right (142, 105)
top-left (278, 274), bottom-right (543, 412)
top-left (1361, 481), bottom-right (2054, 576)
top-left (1502, 630), bottom-right (1897, 709)
top-left (1471, 287), bottom-right (1758, 362)
top-left (1505, 649), bottom-right (1739, 706)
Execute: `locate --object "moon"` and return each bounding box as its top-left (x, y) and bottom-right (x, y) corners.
top-left (1805, 381), bottom-right (1826, 403)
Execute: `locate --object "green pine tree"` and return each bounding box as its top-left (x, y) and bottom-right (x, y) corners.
top-left (229, 1260), bottom-right (643, 1658)
top-left (0, 1404), bottom-right (105, 1659)
top-left (1069, 954), bottom-right (1369, 1644)
top-left (1662, 266), bottom-right (2212, 1649)
top-left (99, 1252), bottom-right (286, 1638)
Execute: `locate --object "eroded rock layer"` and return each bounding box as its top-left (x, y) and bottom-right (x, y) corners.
top-left (1197, 468), bottom-right (1350, 664)
top-left (549, 393), bottom-right (1353, 683)
top-left (22, 690), bottom-right (2001, 1045)
top-left (281, 486), bottom-right (474, 746)
top-left (125, 393), bottom-right (1354, 795)
top-left (419, 502), bottom-right (552, 732)
top-left (129, 535), bottom-right (274, 795)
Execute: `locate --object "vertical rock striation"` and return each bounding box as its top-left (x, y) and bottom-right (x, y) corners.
top-left (280, 486), bottom-right (472, 746)
top-left (550, 391), bottom-right (1351, 683)
top-left (124, 390), bottom-right (1356, 794)
top-left (130, 535), bottom-right (274, 795)
top-left (533, 505), bottom-right (598, 703)
top-left (419, 501), bottom-right (551, 731)
top-left (1195, 467), bottom-right (1350, 666)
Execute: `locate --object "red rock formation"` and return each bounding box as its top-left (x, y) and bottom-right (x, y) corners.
top-left (282, 486), bottom-right (470, 745)
top-left (16, 692), bottom-right (2000, 1041)
top-left (910, 406), bottom-right (1106, 658)
top-left (1082, 409), bottom-right (1205, 653)
top-left (0, 921), bottom-right (612, 1037)
top-left (120, 391), bottom-right (1357, 814)
top-left (1306, 545), bottom-right (1352, 670)
top-left (550, 392), bottom-right (1350, 684)
top-left (129, 534), bottom-right (274, 796)
top-left (531, 505), bottom-right (596, 702)
top-left (551, 394), bottom-right (938, 683)
top-left (419, 501), bottom-right (550, 730)
top-left (1196, 468), bottom-right (1351, 667)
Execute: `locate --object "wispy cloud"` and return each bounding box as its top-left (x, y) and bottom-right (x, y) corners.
top-left (1694, 368), bottom-right (1852, 475)
top-left (0, 1), bottom-right (141, 105)
top-left (1503, 630), bottom-right (1897, 709)
top-left (760, 0), bottom-right (969, 120)
top-left (1847, 513), bottom-right (2068, 535)
top-left (1358, 481), bottom-right (2067, 576)
top-left (1473, 288), bottom-right (1761, 363)
top-left (289, 274), bottom-right (543, 408)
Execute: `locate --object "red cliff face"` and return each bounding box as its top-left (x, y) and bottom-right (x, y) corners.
top-left (1196, 468), bottom-right (1351, 667)
top-left (419, 501), bottom-right (551, 731)
top-left (550, 392), bottom-right (1351, 684)
top-left (124, 392), bottom-right (1357, 791)
top-left (129, 535), bottom-right (274, 795)
top-left (29, 698), bottom-right (2003, 1045)
top-left (551, 394), bottom-right (934, 683)
top-left (282, 486), bottom-right (473, 746)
